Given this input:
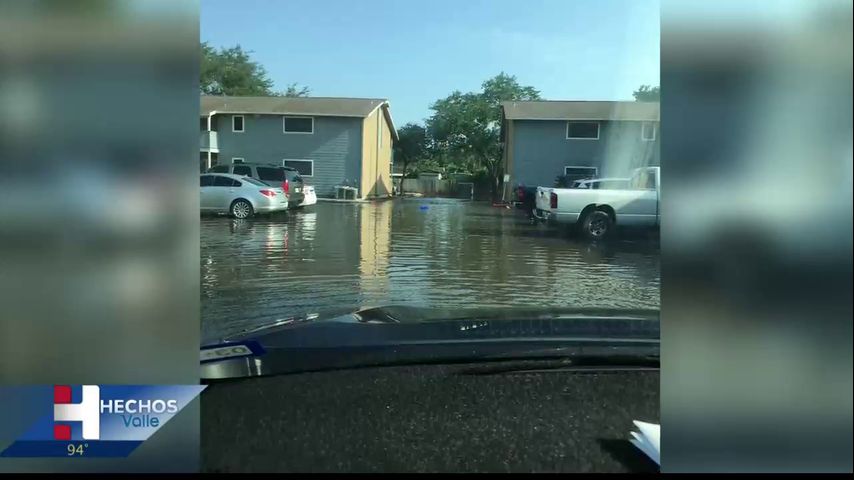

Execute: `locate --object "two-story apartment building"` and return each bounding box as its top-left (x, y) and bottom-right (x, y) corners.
top-left (500, 100), bottom-right (660, 188)
top-left (200, 96), bottom-right (397, 199)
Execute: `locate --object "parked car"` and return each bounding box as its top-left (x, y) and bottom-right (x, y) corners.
top-left (300, 185), bottom-right (317, 207)
top-left (200, 173), bottom-right (288, 219)
top-left (572, 177), bottom-right (630, 190)
top-left (534, 167), bottom-right (660, 240)
top-left (208, 163), bottom-right (305, 208)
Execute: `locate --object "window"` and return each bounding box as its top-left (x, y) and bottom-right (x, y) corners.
top-left (631, 169), bottom-right (656, 190)
top-left (642, 122), bottom-right (657, 141)
top-left (283, 116), bottom-right (314, 134)
top-left (242, 177), bottom-right (268, 187)
top-left (200, 175), bottom-right (214, 187)
top-left (209, 165), bottom-right (229, 173)
top-left (256, 166), bottom-right (286, 183)
top-left (201, 116), bottom-right (217, 132)
top-left (232, 115), bottom-right (244, 132)
top-left (232, 165), bottom-right (252, 176)
top-left (566, 122), bottom-right (599, 140)
top-left (285, 170), bottom-right (304, 183)
top-left (564, 166), bottom-right (598, 185)
top-left (283, 159), bottom-right (314, 177)
top-left (644, 174), bottom-right (656, 189)
top-left (231, 157), bottom-right (244, 164)
top-left (213, 176), bottom-right (241, 187)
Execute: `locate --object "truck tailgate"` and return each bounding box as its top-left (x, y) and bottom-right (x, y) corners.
top-left (535, 187), bottom-right (552, 212)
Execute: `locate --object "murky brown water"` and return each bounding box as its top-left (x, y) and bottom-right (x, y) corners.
top-left (201, 198), bottom-right (660, 342)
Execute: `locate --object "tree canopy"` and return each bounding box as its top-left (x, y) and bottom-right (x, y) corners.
top-left (200, 42), bottom-right (309, 97)
top-left (425, 72), bottom-right (541, 194)
top-left (632, 85), bottom-right (660, 102)
top-left (393, 123), bottom-right (428, 176)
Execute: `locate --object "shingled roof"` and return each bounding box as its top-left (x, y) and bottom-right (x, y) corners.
top-left (201, 95), bottom-right (397, 140)
top-left (202, 95), bottom-right (388, 117)
top-left (501, 100), bottom-right (659, 122)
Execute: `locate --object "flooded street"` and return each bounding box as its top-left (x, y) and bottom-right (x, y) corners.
top-left (201, 199), bottom-right (660, 342)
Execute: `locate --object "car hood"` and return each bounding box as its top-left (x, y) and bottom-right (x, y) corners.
top-left (201, 306), bottom-right (659, 380)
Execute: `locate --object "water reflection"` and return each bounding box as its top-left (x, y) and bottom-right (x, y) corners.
top-left (201, 200), bottom-right (659, 342)
top-left (359, 201), bottom-right (392, 303)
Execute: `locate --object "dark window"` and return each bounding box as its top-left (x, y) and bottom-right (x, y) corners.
top-left (283, 116), bottom-right (313, 133)
top-left (283, 160), bottom-right (313, 177)
top-left (285, 170), bottom-right (304, 183)
top-left (232, 165), bottom-right (252, 176)
top-left (642, 173), bottom-right (656, 189)
top-left (631, 170), bottom-right (656, 190)
top-left (642, 122), bottom-right (657, 141)
top-left (213, 176), bottom-right (239, 187)
top-left (200, 175), bottom-right (214, 187)
top-left (200, 117), bottom-right (207, 131)
top-left (209, 165), bottom-right (229, 173)
top-left (232, 115), bottom-right (244, 132)
top-left (564, 167), bottom-right (597, 185)
top-left (256, 167), bottom-right (286, 182)
top-left (566, 122), bottom-right (599, 139)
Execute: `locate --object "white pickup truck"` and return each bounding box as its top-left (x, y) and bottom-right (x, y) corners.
top-left (534, 166), bottom-right (660, 240)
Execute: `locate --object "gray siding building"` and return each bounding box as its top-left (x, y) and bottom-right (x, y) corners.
top-left (501, 101), bottom-right (660, 188)
top-left (201, 96), bottom-right (397, 199)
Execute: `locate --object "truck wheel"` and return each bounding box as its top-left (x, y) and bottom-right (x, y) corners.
top-left (581, 210), bottom-right (612, 240)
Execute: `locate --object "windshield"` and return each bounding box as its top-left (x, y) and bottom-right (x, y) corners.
top-left (199, 2), bottom-right (660, 350)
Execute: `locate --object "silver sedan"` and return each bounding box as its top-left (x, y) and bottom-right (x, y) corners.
top-left (200, 173), bottom-right (288, 218)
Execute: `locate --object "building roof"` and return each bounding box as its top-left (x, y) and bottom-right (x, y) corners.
top-left (201, 95), bottom-right (383, 117)
top-left (501, 100), bottom-right (659, 122)
top-left (201, 95), bottom-right (398, 140)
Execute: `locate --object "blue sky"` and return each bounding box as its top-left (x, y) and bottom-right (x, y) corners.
top-left (201, 0), bottom-right (660, 126)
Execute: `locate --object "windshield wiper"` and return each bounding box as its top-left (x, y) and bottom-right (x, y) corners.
top-left (453, 355), bottom-right (659, 375)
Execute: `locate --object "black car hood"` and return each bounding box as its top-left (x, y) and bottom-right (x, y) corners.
top-left (201, 306), bottom-right (659, 380)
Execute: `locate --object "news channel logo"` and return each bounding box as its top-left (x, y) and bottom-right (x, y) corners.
top-left (1, 385), bottom-right (205, 458)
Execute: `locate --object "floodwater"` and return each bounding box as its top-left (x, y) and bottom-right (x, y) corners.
top-left (201, 198), bottom-right (660, 342)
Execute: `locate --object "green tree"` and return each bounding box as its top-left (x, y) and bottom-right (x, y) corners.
top-left (201, 42), bottom-right (309, 97)
top-left (283, 83), bottom-right (311, 97)
top-left (427, 72), bottom-right (540, 198)
top-left (633, 85), bottom-right (660, 101)
top-left (393, 123), bottom-right (428, 192)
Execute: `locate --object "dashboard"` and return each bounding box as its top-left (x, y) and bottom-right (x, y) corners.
top-left (202, 361), bottom-right (659, 472)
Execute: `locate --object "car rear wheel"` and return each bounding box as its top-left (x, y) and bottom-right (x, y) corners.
top-left (230, 199), bottom-right (254, 219)
top-left (581, 210), bottom-right (612, 240)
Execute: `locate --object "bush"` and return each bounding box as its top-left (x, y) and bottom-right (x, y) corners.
top-left (554, 175), bottom-right (572, 188)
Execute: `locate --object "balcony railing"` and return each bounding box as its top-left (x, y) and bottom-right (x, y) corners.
top-left (200, 131), bottom-right (218, 152)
